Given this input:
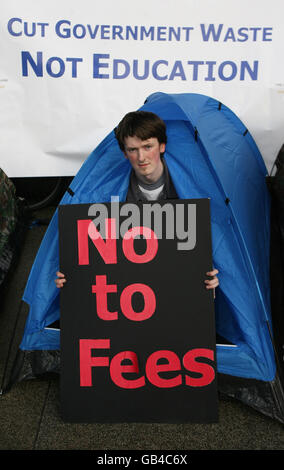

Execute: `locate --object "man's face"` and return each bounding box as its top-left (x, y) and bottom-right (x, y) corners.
top-left (123, 135), bottom-right (165, 183)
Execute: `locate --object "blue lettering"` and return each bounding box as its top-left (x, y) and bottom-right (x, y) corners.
top-left (87, 24), bottom-right (99, 39)
top-left (21, 51), bottom-right (82, 77)
top-left (182, 27), bottom-right (194, 41)
top-left (152, 60), bottom-right (168, 80)
top-left (7, 18), bottom-right (49, 37)
top-left (73, 24), bottom-right (86, 39)
top-left (237, 27), bottom-right (249, 42)
top-left (23, 22), bottom-right (36, 37)
top-left (250, 27), bottom-right (262, 41)
top-left (20, 51), bottom-right (259, 82)
top-left (66, 57), bottom-right (83, 77)
top-left (169, 61), bottom-right (186, 80)
top-left (21, 51), bottom-right (43, 77)
top-left (188, 61), bottom-right (204, 80)
top-left (205, 61), bottom-right (216, 81)
top-left (140, 26), bottom-right (154, 40)
top-left (55, 20), bottom-right (71, 38)
top-left (8, 17), bottom-right (22, 36)
top-left (113, 59), bottom-right (130, 79)
top-left (112, 25), bottom-right (123, 40)
top-left (93, 54), bottom-right (110, 78)
top-left (240, 61), bottom-right (258, 80)
top-left (157, 26), bottom-right (167, 41)
top-left (201, 23), bottom-right (272, 42)
top-left (218, 61), bottom-right (237, 81)
top-left (133, 60), bottom-right (149, 80)
top-left (168, 27), bottom-right (181, 41)
top-left (46, 57), bottom-right (65, 77)
top-left (126, 25), bottom-right (138, 40)
top-left (101, 25), bottom-right (110, 39)
top-left (263, 27), bottom-right (273, 41)
top-left (200, 23), bottom-right (223, 41)
top-left (224, 27), bottom-right (236, 42)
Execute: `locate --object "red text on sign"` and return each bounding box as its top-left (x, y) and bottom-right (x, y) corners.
top-left (79, 339), bottom-right (215, 389)
top-left (77, 219), bottom-right (158, 265)
top-left (91, 275), bottom-right (156, 321)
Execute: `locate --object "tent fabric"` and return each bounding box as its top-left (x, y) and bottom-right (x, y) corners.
top-left (20, 93), bottom-right (276, 387)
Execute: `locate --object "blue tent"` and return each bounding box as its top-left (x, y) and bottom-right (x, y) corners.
top-left (7, 92), bottom-right (284, 422)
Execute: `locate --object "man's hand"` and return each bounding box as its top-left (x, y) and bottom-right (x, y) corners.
top-left (55, 271), bottom-right (66, 288)
top-left (55, 269), bottom-right (219, 292)
top-left (204, 268), bottom-right (219, 292)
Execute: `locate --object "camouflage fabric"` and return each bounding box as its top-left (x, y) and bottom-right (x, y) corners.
top-left (0, 168), bottom-right (18, 255)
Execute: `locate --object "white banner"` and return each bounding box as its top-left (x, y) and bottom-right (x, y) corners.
top-left (1, 0), bottom-right (284, 176)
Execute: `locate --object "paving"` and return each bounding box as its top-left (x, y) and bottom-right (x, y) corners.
top-left (0, 205), bottom-right (283, 452)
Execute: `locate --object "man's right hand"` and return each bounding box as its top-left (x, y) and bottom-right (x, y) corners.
top-left (55, 271), bottom-right (66, 288)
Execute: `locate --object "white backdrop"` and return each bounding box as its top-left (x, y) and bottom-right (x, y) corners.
top-left (1, 0), bottom-right (284, 176)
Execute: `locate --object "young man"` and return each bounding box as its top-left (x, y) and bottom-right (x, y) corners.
top-left (56, 110), bottom-right (219, 290)
top-left (115, 110), bottom-right (178, 203)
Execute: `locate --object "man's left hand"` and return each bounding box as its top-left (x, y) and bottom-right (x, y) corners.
top-left (204, 269), bottom-right (219, 291)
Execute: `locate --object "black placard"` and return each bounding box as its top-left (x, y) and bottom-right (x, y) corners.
top-left (58, 199), bottom-right (218, 423)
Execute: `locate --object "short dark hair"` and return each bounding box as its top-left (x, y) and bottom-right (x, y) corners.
top-left (114, 111), bottom-right (167, 151)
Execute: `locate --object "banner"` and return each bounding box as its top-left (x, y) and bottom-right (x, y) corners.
top-left (58, 199), bottom-right (218, 423)
top-left (1, 0), bottom-right (284, 176)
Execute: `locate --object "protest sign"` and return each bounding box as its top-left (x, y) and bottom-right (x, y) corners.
top-left (58, 199), bottom-right (218, 422)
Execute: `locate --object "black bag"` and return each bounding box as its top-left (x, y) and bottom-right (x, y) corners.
top-left (267, 144), bottom-right (284, 241)
top-left (266, 145), bottom-right (284, 379)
